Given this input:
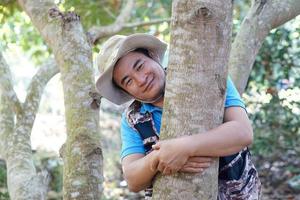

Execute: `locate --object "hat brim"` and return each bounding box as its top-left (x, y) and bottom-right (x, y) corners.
top-left (96, 33), bottom-right (167, 105)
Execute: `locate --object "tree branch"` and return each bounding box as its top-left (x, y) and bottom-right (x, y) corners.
top-left (124, 18), bottom-right (171, 29)
top-left (0, 52), bottom-right (23, 115)
top-left (88, 0), bottom-right (135, 44)
top-left (229, 0), bottom-right (300, 94)
top-left (0, 0), bottom-right (15, 5)
top-left (0, 55), bottom-right (56, 200)
top-left (0, 51), bottom-right (18, 158)
top-left (22, 58), bottom-right (59, 132)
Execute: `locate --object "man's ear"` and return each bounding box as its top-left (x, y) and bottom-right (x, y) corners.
top-left (148, 51), bottom-right (161, 63)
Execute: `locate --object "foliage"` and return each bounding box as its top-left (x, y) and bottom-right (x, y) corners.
top-left (0, 161), bottom-right (9, 200)
top-left (0, 9), bottom-right (51, 65)
top-left (245, 18), bottom-right (300, 158)
top-left (0, 0), bottom-right (172, 65)
top-left (33, 151), bottom-right (63, 193)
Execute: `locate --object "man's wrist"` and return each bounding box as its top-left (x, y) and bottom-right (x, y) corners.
top-left (147, 150), bottom-right (159, 172)
top-left (182, 135), bottom-right (197, 157)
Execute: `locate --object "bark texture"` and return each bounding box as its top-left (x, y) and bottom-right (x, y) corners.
top-left (0, 53), bottom-right (59, 200)
top-left (152, 1), bottom-right (233, 199)
top-left (17, 0), bottom-right (103, 199)
top-left (229, 0), bottom-right (300, 94)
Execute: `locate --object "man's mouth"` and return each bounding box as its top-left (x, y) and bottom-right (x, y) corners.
top-left (143, 76), bottom-right (154, 93)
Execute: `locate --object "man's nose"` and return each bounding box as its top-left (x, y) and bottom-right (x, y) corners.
top-left (135, 74), bottom-right (147, 87)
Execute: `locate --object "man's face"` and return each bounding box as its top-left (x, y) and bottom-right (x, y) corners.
top-left (113, 51), bottom-right (165, 102)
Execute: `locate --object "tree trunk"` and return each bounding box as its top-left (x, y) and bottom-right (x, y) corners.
top-left (0, 54), bottom-right (59, 199)
top-left (17, 0), bottom-right (103, 198)
top-left (229, 0), bottom-right (300, 94)
top-left (152, 1), bottom-right (233, 199)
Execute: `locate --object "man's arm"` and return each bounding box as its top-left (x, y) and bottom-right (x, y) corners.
top-left (122, 152), bottom-right (158, 193)
top-left (153, 106), bottom-right (253, 173)
top-left (189, 106), bottom-right (253, 156)
top-left (122, 152), bottom-right (212, 192)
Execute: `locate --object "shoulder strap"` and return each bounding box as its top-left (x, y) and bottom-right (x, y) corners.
top-left (125, 101), bottom-right (159, 154)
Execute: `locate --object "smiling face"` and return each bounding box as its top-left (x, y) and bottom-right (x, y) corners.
top-left (112, 51), bottom-right (166, 103)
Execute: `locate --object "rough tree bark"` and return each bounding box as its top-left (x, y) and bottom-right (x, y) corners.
top-left (152, 0), bottom-right (233, 199)
top-left (0, 53), bottom-right (59, 199)
top-left (17, 0), bottom-right (104, 198)
top-left (229, 0), bottom-right (300, 94)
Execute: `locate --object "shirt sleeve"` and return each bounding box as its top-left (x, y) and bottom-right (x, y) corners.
top-left (225, 76), bottom-right (245, 109)
top-left (120, 112), bottom-right (145, 160)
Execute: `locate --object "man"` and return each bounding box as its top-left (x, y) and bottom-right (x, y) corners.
top-left (96, 33), bottom-right (261, 199)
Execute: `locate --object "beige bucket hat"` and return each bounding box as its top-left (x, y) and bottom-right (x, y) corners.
top-left (95, 33), bottom-right (167, 105)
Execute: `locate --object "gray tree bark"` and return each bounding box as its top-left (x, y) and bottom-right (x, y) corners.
top-left (0, 53), bottom-right (59, 200)
top-left (152, 0), bottom-right (233, 199)
top-left (17, 0), bottom-right (104, 199)
top-left (229, 0), bottom-right (300, 94)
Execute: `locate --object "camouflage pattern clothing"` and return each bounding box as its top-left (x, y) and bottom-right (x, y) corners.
top-left (218, 149), bottom-right (261, 200)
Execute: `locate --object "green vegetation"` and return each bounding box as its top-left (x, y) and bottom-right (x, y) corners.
top-left (0, 0), bottom-right (299, 199)
top-left (246, 21), bottom-right (300, 157)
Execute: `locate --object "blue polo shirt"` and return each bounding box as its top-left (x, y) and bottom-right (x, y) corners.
top-left (120, 77), bottom-right (245, 159)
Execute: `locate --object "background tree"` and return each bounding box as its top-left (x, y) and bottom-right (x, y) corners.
top-left (229, 0), bottom-right (300, 94)
top-left (0, 53), bottom-right (58, 199)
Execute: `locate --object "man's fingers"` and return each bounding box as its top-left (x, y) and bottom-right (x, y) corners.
top-left (162, 167), bottom-right (172, 175)
top-left (162, 166), bottom-right (180, 175)
top-left (184, 162), bottom-right (211, 169)
top-left (180, 167), bottom-right (204, 173)
top-left (152, 143), bottom-right (160, 150)
top-left (150, 157), bottom-right (159, 172)
top-left (188, 156), bottom-right (213, 163)
top-left (157, 162), bottom-right (165, 173)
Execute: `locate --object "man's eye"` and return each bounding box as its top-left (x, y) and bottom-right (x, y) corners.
top-left (137, 62), bottom-right (143, 71)
top-left (127, 79), bottom-right (132, 86)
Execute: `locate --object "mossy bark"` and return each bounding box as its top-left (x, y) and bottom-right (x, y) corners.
top-left (0, 53), bottom-right (58, 199)
top-left (17, 0), bottom-right (103, 199)
top-left (152, 1), bottom-right (233, 199)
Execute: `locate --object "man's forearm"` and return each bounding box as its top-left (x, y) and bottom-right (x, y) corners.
top-left (187, 121), bottom-right (253, 157)
top-left (122, 151), bottom-right (158, 192)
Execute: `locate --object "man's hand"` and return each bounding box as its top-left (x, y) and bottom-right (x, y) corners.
top-left (179, 156), bottom-right (212, 173)
top-left (149, 150), bottom-right (160, 172)
top-left (151, 136), bottom-right (193, 175)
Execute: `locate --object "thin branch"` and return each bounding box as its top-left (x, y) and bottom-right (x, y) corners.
top-left (22, 58), bottom-right (59, 132)
top-left (88, 0), bottom-right (135, 44)
top-left (229, 0), bottom-right (300, 94)
top-left (114, 0), bottom-right (135, 24)
top-left (124, 18), bottom-right (171, 28)
top-left (0, 0), bottom-right (15, 5)
top-left (0, 52), bottom-right (23, 115)
top-left (88, 17), bottom-right (170, 44)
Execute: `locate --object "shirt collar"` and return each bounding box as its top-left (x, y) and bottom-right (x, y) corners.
top-left (140, 102), bottom-right (162, 114)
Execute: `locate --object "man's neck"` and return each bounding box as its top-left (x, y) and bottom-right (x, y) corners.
top-left (151, 96), bottom-right (164, 108)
